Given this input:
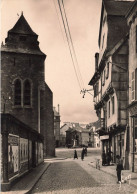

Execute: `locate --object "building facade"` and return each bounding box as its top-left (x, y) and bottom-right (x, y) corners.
top-left (126, 0), bottom-right (137, 172)
top-left (60, 123), bottom-right (69, 147)
top-left (53, 105), bottom-right (60, 147)
top-left (89, 0), bottom-right (133, 169)
top-left (1, 13), bottom-right (55, 189)
top-left (65, 123), bottom-right (95, 147)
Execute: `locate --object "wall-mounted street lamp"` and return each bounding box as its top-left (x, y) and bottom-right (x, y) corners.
top-left (3, 96), bottom-right (11, 113)
top-left (80, 89), bottom-right (94, 98)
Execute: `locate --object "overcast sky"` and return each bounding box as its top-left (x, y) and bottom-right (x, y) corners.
top-left (1, 0), bottom-right (102, 125)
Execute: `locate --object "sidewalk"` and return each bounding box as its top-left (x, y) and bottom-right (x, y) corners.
top-left (1, 157), bottom-right (67, 194)
top-left (88, 157), bottom-right (137, 189)
top-left (1, 162), bottom-right (51, 194)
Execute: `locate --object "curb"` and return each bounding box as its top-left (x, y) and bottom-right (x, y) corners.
top-left (26, 163), bottom-right (51, 194)
top-left (88, 163), bottom-right (137, 189)
top-left (45, 157), bottom-right (67, 161)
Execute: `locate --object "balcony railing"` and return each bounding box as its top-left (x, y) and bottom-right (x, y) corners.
top-left (95, 118), bottom-right (105, 131)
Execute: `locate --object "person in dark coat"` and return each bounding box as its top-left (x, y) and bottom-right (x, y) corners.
top-left (84, 147), bottom-right (87, 156)
top-left (116, 158), bottom-right (123, 183)
top-left (102, 150), bottom-right (106, 166)
top-left (81, 148), bottom-right (85, 161)
top-left (74, 149), bottom-right (78, 159)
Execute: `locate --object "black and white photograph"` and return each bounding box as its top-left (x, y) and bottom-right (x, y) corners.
top-left (1, 0), bottom-right (137, 193)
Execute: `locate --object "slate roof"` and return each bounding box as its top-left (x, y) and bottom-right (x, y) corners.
top-left (65, 127), bottom-right (73, 132)
top-left (104, 1), bottom-right (133, 16)
top-left (9, 13), bottom-right (37, 36)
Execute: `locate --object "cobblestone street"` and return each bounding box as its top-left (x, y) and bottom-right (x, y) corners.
top-left (31, 157), bottom-right (137, 194)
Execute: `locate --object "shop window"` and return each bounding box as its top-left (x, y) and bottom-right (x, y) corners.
top-left (135, 127), bottom-right (137, 153)
top-left (24, 80), bottom-right (31, 106)
top-left (135, 139), bottom-right (137, 153)
top-left (14, 79), bottom-right (21, 105)
top-left (112, 96), bottom-right (115, 114)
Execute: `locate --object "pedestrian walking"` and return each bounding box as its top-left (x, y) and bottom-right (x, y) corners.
top-left (116, 158), bottom-right (123, 183)
top-left (81, 148), bottom-right (85, 161)
top-left (74, 149), bottom-right (78, 159)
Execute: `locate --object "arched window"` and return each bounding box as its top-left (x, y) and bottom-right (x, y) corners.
top-left (14, 79), bottom-right (21, 105)
top-left (24, 80), bottom-right (31, 106)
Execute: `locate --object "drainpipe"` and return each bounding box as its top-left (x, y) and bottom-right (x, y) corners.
top-left (132, 117), bottom-right (135, 172)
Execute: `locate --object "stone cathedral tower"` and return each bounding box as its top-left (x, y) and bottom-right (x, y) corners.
top-left (1, 13), bottom-right (55, 157)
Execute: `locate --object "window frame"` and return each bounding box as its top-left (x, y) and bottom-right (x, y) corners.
top-left (23, 79), bottom-right (32, 107)
top-left (112, 96), bottom-right (115, 115)
top-left (106, 62), bottom-right (109, 79)
top-left (131, 69), bottom-right (137, 101)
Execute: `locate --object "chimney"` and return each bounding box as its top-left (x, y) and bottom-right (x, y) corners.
top-left (95, 53), bottom-right (99, 72)
top-left (58, 104), bottom-right (60, 114)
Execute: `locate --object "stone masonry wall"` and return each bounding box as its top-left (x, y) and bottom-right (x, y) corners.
top-left (1, 51), bottom-right (45, 132)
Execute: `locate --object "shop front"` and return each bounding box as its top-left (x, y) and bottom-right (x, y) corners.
top-left (111, 128), bottom-right (126, 165)
top-left (128, 101), bottom-right (137, 172)
top-left (1, 114), bottom-right (44, 191)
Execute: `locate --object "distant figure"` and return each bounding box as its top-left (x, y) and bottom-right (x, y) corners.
top-left (116, 158), bottom-right (123, 183)
top-left (74, 150), bottom-right (78, 159)
top-left (81, 148), bottom-right (85, 161)
top-left (102, 150), bottom-right (106, 166)
top-left (84, 147), bottom-right (87, 156)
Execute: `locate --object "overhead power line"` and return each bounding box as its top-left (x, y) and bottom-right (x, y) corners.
top-left (52, 0), bottom-right (66, 45)
top-left (61, 0), bottom-right (85, 89)
top-left (57, 0), bottom-right (84, 90)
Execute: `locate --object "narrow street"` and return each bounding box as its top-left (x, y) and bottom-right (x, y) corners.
top-left (31, 148), bottom-right (137, 194)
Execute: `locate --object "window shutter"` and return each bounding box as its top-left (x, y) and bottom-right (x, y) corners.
top-left (131, 69), bottom-right (137, 101)
top-left (131, 71), bottom-right (135, 101)
top-left (106, 62), bottom-right (109, 79)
